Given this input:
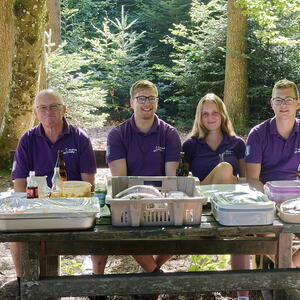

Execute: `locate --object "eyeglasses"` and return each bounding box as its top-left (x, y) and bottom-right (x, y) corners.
top-left (135, 96), bottom-right (157, 104)
top-left (272, 97), bottom-right (296, 106)
top-left (36, 104), bottom-right (63, 112)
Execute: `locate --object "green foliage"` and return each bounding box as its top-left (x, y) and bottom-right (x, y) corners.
top-left (84, 6), bottom-right (153, 121)
top-left (188, 254), bottom-right (230, 271)
top-left (61, 257), bottom-right (84, 275)
top-left (61, 0), bottom-right (118, 52)
top-left (155, 0), bottom-right (300, 127)
top-left (235, 0), bottom-right (300, 44)
top-left (0, 169), bottom-right (11, 177)
top-left (58, 0), bottom-right (300, 127)
top-left (46, 44), bottom-right (108, 128)
top-left (155, 0), bottom-right (227, 127)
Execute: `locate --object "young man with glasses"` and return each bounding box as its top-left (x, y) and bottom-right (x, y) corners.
top-left (90, 80), bottom-right (181, 300)
top-left (11, 89), bottom-right (96, 294)
top-left (245, 79), bottom-right (300, 266)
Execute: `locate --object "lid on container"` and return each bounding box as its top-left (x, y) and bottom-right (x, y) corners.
top-left (62, 181), bottom-right (92, 188)
top-left (211, 190), bottom-right (274, 211)
top-left (264, 180), bottom-right (300, 193)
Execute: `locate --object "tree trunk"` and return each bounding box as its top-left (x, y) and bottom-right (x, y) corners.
top-left (223, 0), bottom-right (248, 132)
top-left (46, 0), bottom-right (61, 51)
top-left (0, 0), bottom-right (14, 138)
top-left (0, 0), bottom-right (47, 168)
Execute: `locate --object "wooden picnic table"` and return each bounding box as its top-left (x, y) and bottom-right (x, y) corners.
top-left (1, 211), bottom-right (300, 300)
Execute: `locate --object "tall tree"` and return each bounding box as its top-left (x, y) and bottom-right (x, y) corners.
top-left (223, 0), bottom-right (247, 131)
top-left (46, 0), bottom-right (61, 51)
top-left (0, 0), bottom-right (47, 168)
top-left (0, 0), bottom-right (14, 137)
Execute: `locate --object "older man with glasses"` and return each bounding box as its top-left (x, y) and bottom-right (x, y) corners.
top-left (89, 80), bottom-right (181, 300)
top-left (11, 89), bottom-right (96, 295)
top-left (245, 79), bottom-right (300, 267)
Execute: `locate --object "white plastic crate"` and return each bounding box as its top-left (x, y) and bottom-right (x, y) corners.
top-left (106, 176), bottom-right (207, 227)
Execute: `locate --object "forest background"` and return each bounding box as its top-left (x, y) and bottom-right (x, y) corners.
top-left (0, 0), bottom-right (299, 169)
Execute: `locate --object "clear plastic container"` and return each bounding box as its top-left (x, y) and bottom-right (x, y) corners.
top-left (62, 181), bottom-right (92, 198)
top-left (264, 180), bottom-right (300, 203)
top-left (211, 189), bottom-right (275, 226)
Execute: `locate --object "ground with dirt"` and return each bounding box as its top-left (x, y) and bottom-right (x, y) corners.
top-left (0, 125), bottom-right (263, 300)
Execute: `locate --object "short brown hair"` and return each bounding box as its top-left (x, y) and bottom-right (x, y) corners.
top-left (272, 79), bottom-right (299, 99)
top-left (130, 80), bottom-right (158, 98)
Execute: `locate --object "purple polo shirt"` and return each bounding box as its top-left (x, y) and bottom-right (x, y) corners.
top-left (183, 134), bottom-right (246, 181)
top-left (106, 115), bottom-right (181, 175)
top-left (245, 117), bottom-right (300, 183)
top-left (12, 118), bottom-right (97, 187)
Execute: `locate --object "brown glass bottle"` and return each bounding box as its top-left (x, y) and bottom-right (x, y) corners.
top-left (56, 150), bottom-right (67, 181)
top-left (176, 152), bottom-right (189, 176)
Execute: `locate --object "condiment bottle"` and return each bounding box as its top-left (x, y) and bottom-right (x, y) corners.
top-left (56, 150), bottom-right (67, 181)
top-left (26, 171), bottom-right (38, 198)
top-left (51, 167), bottom-right (63, 198)
top-left (297, 163), bottom-right (300, 181)
top-left (176, 152), bottom-right (189, 176)
top-left (95, 184), bottom-right (107, 207)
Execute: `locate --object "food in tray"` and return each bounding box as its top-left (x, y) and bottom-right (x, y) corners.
top-left (62, 181), bottom-right (92, 197)
top-left (278, 198), bottom-right (300, 223)
top-left (115, 185), bottom-right (162, 199)
top-left (280, 199), bottom-right (300, 214)
top-left (213, 190), bottom-right (270, 205)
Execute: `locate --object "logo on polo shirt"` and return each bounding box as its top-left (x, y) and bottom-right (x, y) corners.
top-left (64, 148), bottom-right (78, 155)
top-left (294, 147), bottom-right (300, 154)
top-left (245, 145), bottom-right (250, 156)
top-left (223, 150), bottom-right (233, 155)
top-left (153, 146), bottom-right (165, 152)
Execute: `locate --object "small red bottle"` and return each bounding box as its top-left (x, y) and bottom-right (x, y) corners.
top-left (26, 171), bottom-right (38, 198)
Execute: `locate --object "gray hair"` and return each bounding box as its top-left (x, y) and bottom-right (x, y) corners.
top-left (34, 89), bottom-right (63, 107)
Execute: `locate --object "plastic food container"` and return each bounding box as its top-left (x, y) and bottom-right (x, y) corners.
top-left (264, 180), bottom-right (300, 204)
top-left (278, 198), bottom-right (300, 223)
top-left (62, 181), bottom-right (92, 197)
top-left (106, 176), bottom-right (207, 227)
top-left (211, 189), bottom-right (275, 226)
top-left (0, 192), bottom-right (99, 231)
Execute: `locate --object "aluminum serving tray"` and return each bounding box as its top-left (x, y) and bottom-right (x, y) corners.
top-left (0, 193), bottom-right (100, 231)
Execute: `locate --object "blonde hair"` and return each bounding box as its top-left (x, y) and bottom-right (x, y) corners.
top-left (130, 80), bottom-right (158, 98)
top-left (272, 79), bottom-right (299, 99)
top-left (190, 93), bottom-right (236, 139)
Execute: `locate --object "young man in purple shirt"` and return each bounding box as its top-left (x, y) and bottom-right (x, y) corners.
top-left (91, 80), bottom-right (181, 298)
top-left (246, 79), bottom-right (300, 266)
top-left (11, 89), bottom-right (97, 291)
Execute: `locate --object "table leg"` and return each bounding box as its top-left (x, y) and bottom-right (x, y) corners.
top-left (274, 233), bottom-right (293, 300)
top-left (20, 241), bottom-right (40, 300)
top-left (20, 241), bottom-right (60, 300)
top-left (276, 233), bottom-right (292, 268)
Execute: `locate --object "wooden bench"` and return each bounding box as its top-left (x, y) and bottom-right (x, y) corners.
top-left (10, 149), bottom-right (108, 169)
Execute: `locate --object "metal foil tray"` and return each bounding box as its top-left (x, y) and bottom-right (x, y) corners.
top-left (0, 193), bottom-right (100, 231)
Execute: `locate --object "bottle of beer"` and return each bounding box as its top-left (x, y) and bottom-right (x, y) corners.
top-left (51, 167), bottom-right (63, 198)
top-left (55, 150), bottom-right (67, 181)
top-left (176, 152), bottom-right (189, 176)
top-left (297, 163), bottom-right (300, 181)
top-left (26, 171), bottom-right (38, 198)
